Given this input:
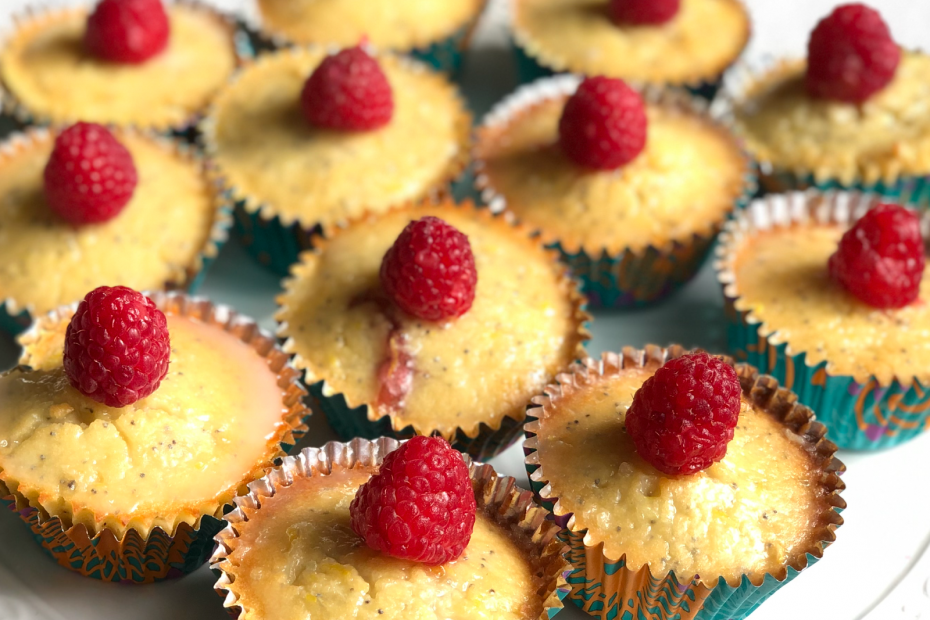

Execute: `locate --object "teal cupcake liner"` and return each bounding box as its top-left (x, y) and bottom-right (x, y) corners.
top-left (211, 437), bottom-right (569, 619)
top-left (0, 126), bottom-right (233, 337)
top-left (232, 200), bottom-right (319, 277)
top-left (0, 0), bottom-right (251, 140)
top-left (475, 75), bottom-right (758, 308)
top-left (523, 347), bottom-right (846, 620)
top-left (716, 189), bottom-right (930, 450)
top-left (0, 291), bottom-right (312, 583)
top-left (755, 166), bottom-right (930, 204)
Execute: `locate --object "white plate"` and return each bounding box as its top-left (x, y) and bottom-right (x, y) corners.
top-left (2, 1), bottom-right (930, 618)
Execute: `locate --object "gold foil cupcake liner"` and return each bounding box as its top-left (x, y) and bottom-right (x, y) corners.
top-left (0, 0), bottom-right (249, 136)
top-left (524, 346), bottom-right (846, 620)
top-left (474, 74), bottom-right (757, 307)
top-left (276, 197), bottom-right (590, 460)
top-left (0, 291), bottom-right (311, 583)
top-left (0, 125), bottom-right (233, 336)
top-left (720, 56), bottom-right (930, 199)
top-left (715, 189), bottom-right (930, 449)
top-left (210, 436), bottom-right (570, 619)
top-left (200, 46), bottom-right (473, 275)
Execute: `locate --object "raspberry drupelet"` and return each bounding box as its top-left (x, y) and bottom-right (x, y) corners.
top-left (609, 0), bottom-right (681, 26)
top-left (85, 0), bottom-right (170, 64)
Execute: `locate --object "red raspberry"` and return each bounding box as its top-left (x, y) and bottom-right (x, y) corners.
top-left (625, 352), bottom-right (741, 476)
top-left (350, 436), bottom-right (477, 565)
top-left (829, 203), bottom-right (925, 309)
top-left (301, 46), bottom-right (394, 131)
top-left (63, 286), bottom-right (171, 408)
top-left (43, 123), bottom-right (138, 226)
top-left (806, 3), bottom-right (901, 103)
top-left (85, 0), bottom-right (170, 64)
top-left (609, 0), bottom-right (680, 25)
top-left (559, 76), bottom-right (647, 170)
top-left (380, 216), bottom-right (477, 321)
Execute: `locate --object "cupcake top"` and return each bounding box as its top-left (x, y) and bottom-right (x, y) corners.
top-left (0, 3), bottom-right (238, 130)
top-left (0, 128), bottom-right (223, 318)
top-left (277, 200), bottom-right (588, 439)
top-left (720, 193), bottom-right (930, 385)
top-left (732, 52), bottom-right (930, 185)
top-left (475, 76), bottom-right (750, 253)
top-left (0, 293), bottom-right (308, 538)
top-left (527, 347), bottom-right (845, 585)
top-left (205, 48), bottom-right (470, 229)
top-left (512, 0), bottom-right (750, 86)
top-left (256, 0), bottom-right (484, 51)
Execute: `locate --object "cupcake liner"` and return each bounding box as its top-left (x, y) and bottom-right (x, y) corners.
top-left (721, 57), bottom-right (930, 200)
top-left (0, 291), bottom-right (312, 583)
top-left (475, 74), bottom-right (758, 308)
top-left (210, 437), bottom-right (570, 619)
top-left (715, 189), bottom-right (930, 450)
top-left (523, 346), bottom-right (846, 620)
top-left (202, 47), bottom-right (472, 276)
top-left (507, 0), bottom-right (749, 100)
top-left (250, 1), bottom-right (488, 74)
top-left (278, 198), bottom-right (591, 461)
top-left (0, 126), bottom-right (233, 337)
top-left (0, 0), bottom-right (251, 139)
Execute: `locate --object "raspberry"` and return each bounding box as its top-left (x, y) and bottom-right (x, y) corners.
top-left (350, 436), bottom-right (476, 565)
top-left (380, 216), bottom-right (477, 321)
top-left (63, 286), bottom-right (171, 408)
top-left (806, 3), bottom-right (901, 103)
top-left (609, 0), bottom-right (680, 25)
top-left (829, 203), bottom-right (925, 309)
top-left (43, 123), bottom-right (138, 225)
top-left (559, 76), bottom-right (647, 170)
top-left (85, 0), bottom-right (170, 64)
top-left (625, 352), bottom-right (741, 476)
top-left (301, 46), bottom-right (394, 131)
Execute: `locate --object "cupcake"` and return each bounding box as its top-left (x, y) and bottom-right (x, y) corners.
top-left (524, 346), bottom-right (846, 620)
top-left (204, 46), bottom-right (471, 275)
top-left (510, 0), bottom-right (751, 98)
top-left (253, 0), bottom-right (487, 73)
top-left (475, 74), bottom-right (755, 308)
top-left (0, 123), bottom-right (229, 336)
top-left (716, 190), bottom-right (930, 450)
top-left (728, 4), bottom-right (930, 201)
top-left (211, 436), bottom-right (569, 619)
top-left (276, 198), bottom-right (589, 461)
top-left (0, 0), bottom-right (242, 134)
top-left (0, 288), bottom-right (310, 582)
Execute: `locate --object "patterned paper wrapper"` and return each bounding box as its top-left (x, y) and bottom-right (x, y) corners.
top-left (507, 0), bottom-right (750, 100)
top-left (0, 1), bottom-right (252, 140)
top-left (0, 126), bottom-right (233, 337)
top-left (202, 47), bottom-right (472, 277)
top-left (720, 58), bottom-right (930, 202)
top-left (277, 198), bottom-right (591, 462)
top-left (0, 291), bottom-right (312, 583)
top-left (248, 0), bottom-right (488, 74)
top-left (210, 437), bottom-right (570, 619)
top-left (474, 74), bottom-right (758, 308)
top-left (523, 346), bottom-right (846, 620)
top-left (715, 189), bottom-right (930, 450)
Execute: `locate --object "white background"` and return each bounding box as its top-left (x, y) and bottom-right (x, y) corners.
top-left (1, 1), bottom-right (930, 618)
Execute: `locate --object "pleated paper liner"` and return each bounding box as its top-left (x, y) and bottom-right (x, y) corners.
top-left (210, 437), bottom-right (570, 619)
top-left (202, 47), bottom-right (473, 277)
top-left (474, 74), bottom-right (758, 308)
top-left (277, 198), bottom-right (591, 462)
top-left (715, 189), bottom-right (930, 450)
top-left (523, 346), bottom-right (846, 620)
top-left (0, 0), bottom-right (252, 140)
top-left (247, 0), bottom-right (489, 74)
top-left (506, 0), bottom-right (751, 100)
top-left (0, 291), bottom-right (312, 583)
top-left (720, 57), bottom-right (930, 202)
top-left (0, 126), bottom-right (233, 337)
